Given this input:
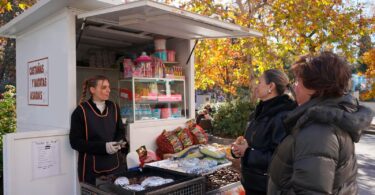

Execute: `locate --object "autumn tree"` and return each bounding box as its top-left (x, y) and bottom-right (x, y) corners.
top-left (0, 0), bottom-right (35, 93)
top-left (360, 48), bottom-right (375, 100)
top-left (175, 0), bottom-right (374, 101)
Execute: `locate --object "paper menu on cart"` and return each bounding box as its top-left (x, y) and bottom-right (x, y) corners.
top-left (32, 139), bottom-right (61, 179)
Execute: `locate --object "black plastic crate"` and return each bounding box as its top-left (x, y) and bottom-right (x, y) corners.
top-left (82, 167), bottom-right (205, 195)
top-left (81, 182), bottom-right (113, 195)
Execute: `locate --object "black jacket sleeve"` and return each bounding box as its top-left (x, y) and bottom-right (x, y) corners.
top-left (69, 107), bottom-right (107, 155)
top-left (242, 114), bottom-right (287, 169)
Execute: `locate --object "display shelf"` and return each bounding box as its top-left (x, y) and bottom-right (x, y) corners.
top-left (77, 66), bottom-right (119, 71)
top-left (120, 77), bottom-right (185, 82)
top-left (118, 77), bottom-right (186, 123)
top-left (163, 61), bottom-right (180, 64)
top-left (135, 100), bottom-right (183, 104)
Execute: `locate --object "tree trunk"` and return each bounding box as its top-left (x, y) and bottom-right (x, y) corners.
top-left (247, 51), bottom-right (257, 104)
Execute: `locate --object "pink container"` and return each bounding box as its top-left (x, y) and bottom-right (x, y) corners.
top-left (123, 59), bottom-right (133, 78)
top-left (167, 50), bottom-right (176, 62)
top-left (171, 107), bottom-right (179, 114)
top-left (161, 108), bottom-right (171, 119)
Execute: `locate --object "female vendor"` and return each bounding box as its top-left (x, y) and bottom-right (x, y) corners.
top-left (69, 75), bottom-right (128, 185)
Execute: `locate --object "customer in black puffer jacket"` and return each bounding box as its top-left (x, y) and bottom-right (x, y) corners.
top-left (268, 52), bottom-right (374, 195)
top-left (232, 69), bottom-right (297, 195)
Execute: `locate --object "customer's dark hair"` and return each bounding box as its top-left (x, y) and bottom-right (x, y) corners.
top-left (292, 51), bottom-right (351, 98)
top-left (80, 75), bottom-right (109, 103)
top-left (263, 69), bottom-right (290, 96)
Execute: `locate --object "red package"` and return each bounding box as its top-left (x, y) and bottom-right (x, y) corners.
top-left (156, 130), bottom-right (184, 156)
top-left (190, 125), bottom-right (208, 144)
top-left (175, 127), bottom-right (194, 148)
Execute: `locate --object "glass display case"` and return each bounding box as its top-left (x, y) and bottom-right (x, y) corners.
top-left (119, 77), bottom-right (186, 123)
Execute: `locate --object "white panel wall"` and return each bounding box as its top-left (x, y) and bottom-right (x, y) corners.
top-left (4, 130), bottom-right (77, 195)
top-left (16, 8), bottom-right (77, 131)
top-left (167, 38), bottom-right (195, 119)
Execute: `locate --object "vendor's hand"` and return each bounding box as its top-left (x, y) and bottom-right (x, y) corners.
top-left (106, 142), bottom-right (121, 154)
top-left (117, 139), bottom-right (127, 148)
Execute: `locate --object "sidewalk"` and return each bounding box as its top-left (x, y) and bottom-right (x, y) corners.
top-left (359, 101), bottom-right (375, 134)
top-left (356, 134), bottom-right (375, 195)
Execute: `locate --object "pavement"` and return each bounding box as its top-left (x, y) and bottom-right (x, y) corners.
top-left (356, 134), bottom-right (375, 195)
top-left (359, 101), bottom-right (375, 134)
top-left (351, 101), bottom-right (375, 194)
top-left (360, 101), bottom-right (375, 112)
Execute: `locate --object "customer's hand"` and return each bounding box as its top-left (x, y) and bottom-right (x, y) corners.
top-left (106, 142), bottom-right (121, 154)
top-left (231, 139), bottom-right (249, 158)
top-left (231, 144), bottom-right (242, 158)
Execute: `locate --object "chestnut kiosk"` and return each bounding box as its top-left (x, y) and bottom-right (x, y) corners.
top-left (0, 0), bottom-right (261, 194)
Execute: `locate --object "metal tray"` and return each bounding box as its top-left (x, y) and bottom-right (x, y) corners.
top-left (145, 159), bottom-right (232, 176)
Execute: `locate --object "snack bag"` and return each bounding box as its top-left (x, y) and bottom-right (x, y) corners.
top-left (175, 127), bottom-right (194, 148)
top-left (136, 145), bottom-right (147, 159)
top-left (137, 145), bottom-right (159, 167)
top-left (156, 130), bottom-right (184, 157)
top-left (190, 125), bottom-right (208, 144)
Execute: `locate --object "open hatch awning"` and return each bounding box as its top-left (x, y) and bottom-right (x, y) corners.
top-left (0, 0), bottom-right (126, 38)
top-left (77, 0), bottom-right (262, 39)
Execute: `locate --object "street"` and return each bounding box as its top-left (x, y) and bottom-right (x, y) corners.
top-left (357, 134), bottom-right (375, 195)
top-left (357, 101), bottom-right (374, 194)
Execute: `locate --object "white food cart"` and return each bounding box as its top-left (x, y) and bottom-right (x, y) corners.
top-left (0, 0), bottom-right (261, 194)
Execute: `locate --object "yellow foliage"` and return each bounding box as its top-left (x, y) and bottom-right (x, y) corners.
top-left (177, 0), bottom-right (374, 98)
top-left (359, 83), bottom-right (375, 101)
top-left (5, 2), bottom-right (11, 11)
top-left (18, 3), bottom-right (27, 10)
top-left (359, 48), bottom-right (375, 101)
top-left (363, 48), bottom-right (375, 78)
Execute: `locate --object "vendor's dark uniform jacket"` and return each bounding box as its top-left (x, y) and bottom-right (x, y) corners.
top-left (69, 99), bottom-right (128, 185)
top-left (239, 95), bottom-right (296, 194)
top-left (268, 95), bottom-right (374, 195)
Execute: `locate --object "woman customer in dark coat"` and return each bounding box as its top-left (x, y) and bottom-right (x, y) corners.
top-left (268, 52), bottom-right (374, 195)
top-left (70, 75), bottom-right (129, 185)
top-left (232, 69), bottom-right (297, 195)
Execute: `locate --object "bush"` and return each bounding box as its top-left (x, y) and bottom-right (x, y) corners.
top-left (359, 83), bottom-right (375, 102)
top-left (0, 85), bottom-right (16, 172)
top-left (212, 99), bottom-right (256, 138)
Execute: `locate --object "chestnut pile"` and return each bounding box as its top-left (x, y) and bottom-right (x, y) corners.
top-left (206, 167), bottom-right (240, 191)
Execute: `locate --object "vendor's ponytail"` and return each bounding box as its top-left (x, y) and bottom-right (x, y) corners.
top-left (80, 79), bottom-right (89, 104)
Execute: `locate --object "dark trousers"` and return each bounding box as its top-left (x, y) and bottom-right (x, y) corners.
top-left (245, 189), bottom-right (267, 195)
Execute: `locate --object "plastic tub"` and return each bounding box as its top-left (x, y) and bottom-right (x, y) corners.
top-left (167, 50), bottom-right (176, 62)
top-left (154, 38), bottom-right (166, 50)
top-left (161, 108), bottom-right (171, 119)
top-left (154, 50), bottom-right (167, 61)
